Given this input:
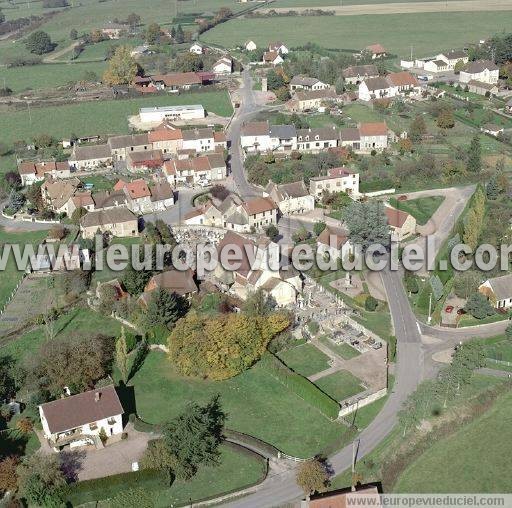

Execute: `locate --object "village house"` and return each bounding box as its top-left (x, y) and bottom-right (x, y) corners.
top-left (236, 196), bottom-right (278, 232)
top-left (66, 191), bottom-right (95, 217)
top-left (269, 41), bottom-right (289, 54)
top-left (296, 127), bottom-right (339, 152)
top-left (164, 153), bottom-right (226, 186)
top-left (264, 180), bottom-right (314, 215)
top-left (80, 208), bottom-right (139, 239)
top-left (286, 89), bottom-right (338, 112)
top-left (139, 105), bottom-right (205, 123)
top-left (150, 72), bottom-right (202, 91)
top-left (359, 122), bottom-right (389, 152)
top-left (263, 51), bottom-right (284, 66)
top-left (126, 149), bottom-right (163, 172)
top-left (245, 40), bottom-right (257, 51)
top-left (342, 64), bottom-right (379, 85)
top-left (113, 179), bottom-right (150, 213)
top-left (92, 190), bottom-right (129, 211)
top-left (140, 269), bottom-right (198, 306)
top-left (148, 125), bottom-right (183, 154)
top-left (41, 178), bottom-right (81, 215)
top-left (269, 124), bottom-right (297, 152)
top-left (481, 123), bottom-right (504, 137)
top-left (101, 22), bottom-right (128, 39)
top-left (459, 60), bottom-right (500, 84)
top-left (130, 45), bottom-right (152, 57)
top-left (316, 225), bottom-right (353, 263)
top-left (436, 49), bottom-right (468, 69)
top-left (467, 80), bottom-right (499, 96)
top-left (365, 44), bottom-right (387, 59)
top-left (289, 76), bottom-right (330, 92)
top-left (309, 167), bottom-right (360, 200)
top-left (358, 76), bottom-right (395, 102)
top-left (39, 385), bottom-right (124, 452)
top-left (69, 144), bottom-right (112, 171)
top-left (189, 42), bottom-right (204, 55)
top-left (182, 127), bottom-right (219, 153)
top-left (385, 206), bottom-right (416, 241)
top-left (423, 59), bottom-right (450, 73)
top-left (240, 121), bottom-right (274, 153)
top-left (479, 273), bottom-right (512, 310)
top-left (213, 56), bottom-right (233, 74)
top-left (387, 72), bottom-right (419, 94)
top-left (339, 128), bottom-right (362, 151)
top-left (18, 160), bottom-right (71, 186)
top-left (108, 133), bottom-right (150, 161)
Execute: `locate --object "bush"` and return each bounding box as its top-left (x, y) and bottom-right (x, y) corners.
top-left (262, 354), bottom-right (340, 420)
top-left (307, 320), bottom-right (319, 335)
top-left (364, 295), bottom-right (378, 311)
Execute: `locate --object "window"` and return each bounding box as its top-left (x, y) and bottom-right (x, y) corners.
top-left (107, 418), bottom-right (117, 426)
top-left (89, 422), bottom-right (98, 431)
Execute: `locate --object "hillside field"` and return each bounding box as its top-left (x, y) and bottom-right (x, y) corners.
top-left (202, 10), bottom-right (512, 57)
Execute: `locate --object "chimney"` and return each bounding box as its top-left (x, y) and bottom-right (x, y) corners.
top-left (95, 391), bottom-right (101, 402)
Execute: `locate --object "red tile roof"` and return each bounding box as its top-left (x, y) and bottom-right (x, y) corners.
top-left (359, 122), bottom-right (388, 136)
top-left (114, 178), bottom-right (151, 199)
top-left (148, 127), bottom-right (183, 142)
top-left (387, 71), bottom-right (418, 87)
top-left (385, 206), bottom-right (410, 228)
top-left (242, 197), bottom-right (277, 216)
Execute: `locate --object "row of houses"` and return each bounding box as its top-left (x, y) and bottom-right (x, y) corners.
top-left (358, 71), bottom-right (420, 102)
top-left (240, 121), bottom-right (390, 154)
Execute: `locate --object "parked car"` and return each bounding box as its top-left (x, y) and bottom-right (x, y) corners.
top-left (445, 305), bottom-right (454, 313)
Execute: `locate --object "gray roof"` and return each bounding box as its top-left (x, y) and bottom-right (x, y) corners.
top-left (463, 60), bottom-right (499, 74)
top-left (342, 64), bottom-right (378, 79)
top-left (442, 49), bottom-right (467, 59)
top-left (432, 59), bottom-right (448, 67)
top-left (150, 181), bottom-right (174, 202)
top-left (269, 124), bottom-right (297, 139)
top-left (71, 144), bottom-right (111, 161)
top-left (363, 76), bottom-right (391, 91)
top-left (290, 76), bottom-right (322, 87)
top-left (108, 133), bottom-right (149, 150)
top-left (93, 190), bottom-right (128, 209)
top-left (486, 274), bottom-right (512, 300)
top-left (226, 211), bottom-right (248, 225)
top-left (182, 128), bottom-right (214, 141)
top-left (297, 127), bottom-right (339, 142)
top-left (269, 180), bottom-right (309, 200)
top-left (81, 208), bottom-right (137, 228)
top-left (339, 128), bottom-right (361, 142)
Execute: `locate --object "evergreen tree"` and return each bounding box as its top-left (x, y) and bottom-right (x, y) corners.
top-left (486, 174), bottom-right (500, 200)
top-left (175, 24), bottom-right (184, 43)
top-left (142, 288), bottom-right (186, 330)
top-left (115, 327), bottom-right (129, 382)
top-left (343, 201), bottom-right (390, 251)
top-left (467, 135), bottom-right (482, 173)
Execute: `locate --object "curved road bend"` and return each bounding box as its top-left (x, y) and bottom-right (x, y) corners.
top-left (224, 269), bottom-right (424, 508)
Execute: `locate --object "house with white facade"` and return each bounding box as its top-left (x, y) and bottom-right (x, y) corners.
top-left (263, 51), bottom-right (284, 66)
top-left (479, 274), bottom-right (512, 310)
top-left (289, 76), bottom-right (330, 92)
top-left (240, 121), bottom-right (274, 153)
top-left (316, 225), bottom-right (353, 262)
top-left (264, 180), bottom-right (314, 215)
top-left (385, 206), bottom-right (416, 241)
top-left (269, 41), bottom-right (289, 54)
top-left (359, 122), bottom-right (389, 152)
top-left (213, 56), bottom-right (233, 74)
top-left (423, 59), bottom-right (450, 73)
top-left (69, 144), bottom-right (112, 171)
top-left (245, 40), bottom-right (257, 51)
top-left (436, 49), bottom-right (468, 69)
top-left (164, 153), bottom-right (226, 186)
top-left (309, 167), bottom-right (360, 199)
top-left (342, 65), bottom-right (379, 85)
top-left (459, 60), bottom-right (500, 84)
top-left (39, 385), bottom-right (124, 452)
top-left (139, 105), bottom-right (205, 123)
top-left (18, 160), bottom-right (71, 186)
top-left (358, 76), bottom-right (395, 102)
top-left (365, 44), bottom-right (386, 59)
top-left (189, 43), bottom-right (204, 55)
top-left (296, 127), bottom-right (339, 152)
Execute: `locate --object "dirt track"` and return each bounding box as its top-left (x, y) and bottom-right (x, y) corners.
top-left (259, 0), bottom-right (512, 16)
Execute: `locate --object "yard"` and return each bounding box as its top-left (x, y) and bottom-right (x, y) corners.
top-left (65, 443), bottom-right (266, 507)
top-left (202, 10), bottom-right (512, 58)
top-left (0, 90), bottom-right (233, 144)
top-left (314, 370), bottom-right (365, 402)
top-left (318, 335), bottom-right (361, 360)
top-left (277, 342), bottom-right (331, 377)
top-left (129, 351), bottom-right (346, 458)
top-left (394, 389), bottom-right (512, 493)
top-left (388, 196), bottom-right (444, 226)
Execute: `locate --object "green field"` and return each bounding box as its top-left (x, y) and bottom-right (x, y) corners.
top-left (319, 335), bottom-right (361, 360)
top-left (0, 228), bottom-right (49, 311)
top-left (277, 343), bottom-right (330, 377)
top-left (66, 443), bottom-right (265, 507)
top-left (314, 370), bottom-right (364, 401)
top-left (0, 90), bottom-right (233, 144)
top-left (270, 0), bottom-right (471, 6)
top-left (389, 196), bottom-right (444, 226)
top-left (202, 10), bottom-right (512, 57)
top-left (394, 389), bottom-right (512, 493)
top-left (130, 351), bottom-right (345, 458)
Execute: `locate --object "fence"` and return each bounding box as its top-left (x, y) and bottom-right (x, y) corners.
top-left (338, 387), bottom-right (388, 418)
top-left (0, 272), bottom-right (27, 318)
top-left (362, 188), bottom-right (396, 198)
top-left (487, 358), bottom-right (512, 368)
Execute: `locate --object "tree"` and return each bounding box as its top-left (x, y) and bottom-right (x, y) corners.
top-left (462, 187), bottom-right (485, 250)
top-left (506, 323), bottom-right (512, 342)
top-left (98, 283), bottom-right (118, 315)
top-left (164, 396), bottom-right (225, 479)
top-left (365, 295), bottom-right (378, 311)
top-left (140, 438), bottom-right (178, 471)
top-left (69, 28), bottom-right (78, 40)
top-left (398, 137), bottom-right (413, 154)
top-left (16, 454), bottom-right (65, 507)
top-left (292, 225), bottom-right (310, 244)
top-left (464, 292), bottom-right (495, 320)
top-left (452, 271), bottom-right (482, 299)
top-left (404, 273), bottom-right (419, 294)
top-left (313, 221), bottom-right (326, 236)
top-left (16, 417), bottom-right (33, 434)
top-left (141, 288), bottom-right (188, 330)
top-left (409, 114), bottom-right (427, 142)
top-left (467, 135), bottom-right (482, 173)
top-left (126, 12), bottom-right (141, 28)
top-left (437, 108), bottom-right (455, 129)
top-left (122, 265), bottom-right (152, 296)
top-left (0, 456), bottom-right (19, 493)
top-left (175, 24), bottom-right (184, 44)
top-left (486, 174), bottom-right (500, 200)
top-left (266, 69), bottom-right (285, 91)
top-left (103, 46), bottom-right (138, 85)
top-left (296, 459), bottom-right (329, 498)
top-left (8, 189), bottom-right (25, 213)
top-left (0, 356), bottom-right (16, 401)
top-left (168, 311), bottom-right (290, 380)
top-left (145, 23), bottom-right (161, 45)
top-left (243, 289), bottom-right (276, 317)
top-left (2, 171), bottom-right (21, 191)
top-left (115, 328), bottom-right (129, 383)
top-left (0, 9), bottom-right (4, 24)
top-left (25, 31), bottom-right (55, 55)
top-left (265, 223), bottom-right (279, 242)
top-left (343, 201), bottom-right (390, 251)
top-left (454, 60), bottom-right (465, 74)
top-left (71, 206), bottom-right (87, 225)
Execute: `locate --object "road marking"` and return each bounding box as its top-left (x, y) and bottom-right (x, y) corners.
top-left (417, 322), bottom-right (421, 335)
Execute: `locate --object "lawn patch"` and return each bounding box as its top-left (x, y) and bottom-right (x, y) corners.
top-left (389, 196), bottom-right (444, 226)
top-left (318, 335), bottom-right (361, 360)
top-left (277, 343), bottom-right (330, 377)
top-left (314, 370), bottom-right (365, 401)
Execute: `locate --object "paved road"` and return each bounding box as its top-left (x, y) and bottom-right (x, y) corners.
top-left (0, 201), bottom-right (53, 232)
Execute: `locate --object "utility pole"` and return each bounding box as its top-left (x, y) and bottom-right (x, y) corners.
top-left (427, 292), bottom-right (432, 324)
top-left (27, 100), bottom-right (32, 125)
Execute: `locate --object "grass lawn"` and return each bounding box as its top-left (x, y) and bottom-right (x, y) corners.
top-left (0, 61), bottom-right (107, 93)
top-left (389, 196), bottom-right (444, 226)
top-left (202, 11), bottom-right (512, 58)
top-left (0, 90), bottom-right (233, 144)
top-left (65, 443), bottom-right (265, 507)
top-left (458, 312), bottom-right (509, 328)
top-left (314, 370), bottom-right (365, 402)
top-left (277, 343), bottom-right (331, 377)
top-left (130, 351), bottom-right (346, 458)
top-left (79, 173), bottom-right (116, 191)
top-left (318, 335), bottom-right (361, 360)
top-left (0, 228), bottom-right (49, 310)
top-left (270, 0), bottom-right (469, 6)
top-left (394, 389), bottom-right (512, 493)
top-left (0, 307), bottom-right (122, 362)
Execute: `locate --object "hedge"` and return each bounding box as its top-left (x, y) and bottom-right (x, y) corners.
top-left (262, 353), bottom-right (340, 420)
top-left (64, 469), bottom-right (167, 506)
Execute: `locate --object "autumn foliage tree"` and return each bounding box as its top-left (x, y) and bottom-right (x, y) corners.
top-left (296, 459), bottom-right (329, 498)
top-left (0, 456), bottom-right (19, 493)
top-left (103, 46), bottom-right (138, 85)
top-left (168, 311), bottom-right (291, 379)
